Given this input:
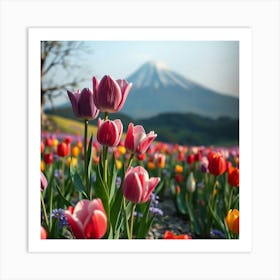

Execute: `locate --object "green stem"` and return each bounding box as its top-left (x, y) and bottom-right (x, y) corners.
top-left (127, 153), bottom-right (134, 169)
top-left (41, 192), bottom-right (49, 228)
top-left (228, 187), bottom-right (234, 211)
top-left (123, 198), bottom-right (130, 239)
top-left (129, 203), bottom-right (136, 239)
top-left (84, 119), bottom-right (90, 197)
top-left (102, 145), bottom-right (108, 186)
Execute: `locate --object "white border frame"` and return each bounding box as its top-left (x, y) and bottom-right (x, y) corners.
top-left (28, 27), bottom-right (252, 253)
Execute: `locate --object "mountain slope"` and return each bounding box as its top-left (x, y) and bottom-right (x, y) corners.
top-left (121, 61), bottom-right (239, 119)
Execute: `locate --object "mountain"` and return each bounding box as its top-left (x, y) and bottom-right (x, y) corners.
top-left (121, 61), bottom-right (239, 119)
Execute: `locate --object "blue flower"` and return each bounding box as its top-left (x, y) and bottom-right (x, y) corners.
top-left (51, 208), bottom-right (68, 229)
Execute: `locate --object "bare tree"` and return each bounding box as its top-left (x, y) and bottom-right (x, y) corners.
top-left (41, 41), bottom-right (89, 109)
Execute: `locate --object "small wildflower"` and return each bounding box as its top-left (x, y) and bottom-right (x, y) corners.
top-left (115, 176), bottom-right (122, 188)
top-left (51, 208), bottom-right (68, 229)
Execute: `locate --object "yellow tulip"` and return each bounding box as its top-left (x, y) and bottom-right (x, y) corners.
top-left (115, 160), bottom-right (122, 170)
top-left (118, 146), bottom-right (126, 155)
top-left (40, 160), bottom-right (45, 172)
top-left (52, 139), bottom-right (59, 147)
top-left (66, 157), bottom-right (77, 167)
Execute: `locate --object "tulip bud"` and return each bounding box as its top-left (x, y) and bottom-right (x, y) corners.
top-left (41, 226), bottom-right (48, 239)
top-left (57, 142), bottom-right (70, 157)
top-left (186, 172), bottom-right (196, 193)
top-left (97, 118), bottom-right (123, 147)
top-left (40, 171), bottom-right (48, 191)
top-left (208, 152), bottom-right (227, 176)
top-left (228, 167), bottom-right (239, 187)
top-left (187, 154), bottom-right (195, 165)
top-left (44, 153), bottom-right (53, 165)
top-left (226, 209), bottom-right (239, 234)
top-left (93, 75), bottom-right (132, 113)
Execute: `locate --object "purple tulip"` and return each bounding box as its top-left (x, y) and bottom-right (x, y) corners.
top-left (92, 75), bottom-right (132, 113)
top-left (96, 118), bottom-right (123, 147)
top-left (122, 166), bottom-right (160, 204)
top-left (67, 88), bottom-right (99, 120)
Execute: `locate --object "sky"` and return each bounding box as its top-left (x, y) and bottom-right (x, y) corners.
top-left (44, 41), bottom-right (239, 107)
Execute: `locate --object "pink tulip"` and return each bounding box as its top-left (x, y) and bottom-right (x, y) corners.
top-left (97, 118), bottom-right (123, 147)
top-left (41, 226), bottom-right (48, 239)
top-left (40, 171), bottom-right (48, 191)
top-left (92, 75), bottom-right (132, 113)
top-left (67, 88), bottom-right (99, 120)
top-left (65, 199), bottom-right (107, 239)
top-left (123, 166), bottom-right (160, 203)
top-left (124, 123), bottom-right (157, 155)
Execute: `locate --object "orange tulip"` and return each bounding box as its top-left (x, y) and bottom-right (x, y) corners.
top-left (228, 167), bottom-right (239, 187)
top-left (226, 209), bottom-right (239, 234)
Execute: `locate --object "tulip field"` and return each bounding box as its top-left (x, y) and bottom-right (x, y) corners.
top-left (40, 75), bottom-right (239, 240)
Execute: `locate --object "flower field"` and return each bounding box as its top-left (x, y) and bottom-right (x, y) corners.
top-left (40, 75), bottom-right (239, 240)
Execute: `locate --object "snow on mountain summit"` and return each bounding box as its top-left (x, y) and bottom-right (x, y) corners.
top-left (127, 61), bottom-right (196, 90)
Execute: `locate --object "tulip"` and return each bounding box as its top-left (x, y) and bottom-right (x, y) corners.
top-left (44, 153), bottom-right (53, 165)
top-left (71, 146), bottom-right (80, 157)
top-left (124, 123), bottom-right (157, 155)
top-left (226, 209), bottom-right (239, 234)
top-left (57, 142), bottom-right (70, 157)
top-left (228, 167), bottom-right (239, 187)
top-left (41, 226), bottom-right (48, 239)
top-left (122, 166), bottom-right (160, 204)
top-left (65, 199), bottom-right (107, 239)
top-left (93, 75), bottom-right (132, 113)
top-left (174, 164), bottom-right (183, 173)
top-left (187, 154), bottom-right (195, 165)
top-left (40, 141), bottom-right (45, 153)
top-left (154, 153), bottom-right (166, 169)
top-left (163, 230), bottom-right (192, 239)
top-left (45, 137), bottom-right (53, 147)
top-left (67, 88), bottom-right (99, 120)
top-left (208, 152), bottom-right (227, 176)
top-left (97, 118), bottom-right (123, 147)
top-left (186, 172), bottom-right (196, 193)
top-left (175, 173), bottom-right (183, 184)
top-left (40, 171), bottom-right (48, 191)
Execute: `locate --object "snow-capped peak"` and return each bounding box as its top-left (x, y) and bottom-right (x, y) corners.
top-left (127, 60), bottom-right (196, 90)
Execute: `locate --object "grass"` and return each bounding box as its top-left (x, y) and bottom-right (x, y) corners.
top-left (47, 115), bottom-right (98, 136)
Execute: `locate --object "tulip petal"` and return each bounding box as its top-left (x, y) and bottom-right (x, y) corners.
top-left (84, 210), bottom-right (107, 239)
top-left (137, 132), bottom-right (157, 154)
top-left (65, 211), bottom-right (85, 239)
top-left (97, 75), bottom-right (122, 112)
top-left (78, 88), bottom-right (96, 119)
top-left (116, 79), bottom-right (132, 111)
top-left (67, 90), bottom-right (80, 117)
top-left (124, 123), bottom-right (135, 151)
top-left (88, 198), bottom-right (106, 214)
top-left (113, 119), bottom-right (123, 146)
top-left (73, 199), bottom-right (91, 224)
top-left (142, 177), bottom-right (160, 202)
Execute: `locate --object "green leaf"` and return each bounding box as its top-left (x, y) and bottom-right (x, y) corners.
top-left (55, 183), bottom-right (74, 207)
top-left (137, 200), bottom-right (152, 238)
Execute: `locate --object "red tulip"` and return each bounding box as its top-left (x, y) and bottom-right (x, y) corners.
top-left (208, 152), bottom-right (226, 176)
top-left (41, 226), bottom-right (48, 239)
top-left (187, 154), bottom-right (195, 165)
top-left (175, 173), bottom-right (183, 183)
top-left (137, 153), bottom-right (146, 161)
top-left (45, 137), bottom-right (53, 147)
top-left (123, 166), bottom-right (160, 204)
top-left (40, 141), bottom-right (45, 153)
top-left (124, 123), bottom-right (157, 155)
top-left (65, 199), bottom-right (107, 239)
top-left (67, 88), bottom-right (99, 120)
top-left (228, 167), bottom-right (239, 187)
top-left (93, 75), bottom-right (132, 113)
top-left (44, 153), bottom-right (53, 165)
top-left (57, 142), bottom-right (70, 157)
top-left (163, 230), bottom-right (192, 239)
top-left (97, 118), bottom-right (123, 147)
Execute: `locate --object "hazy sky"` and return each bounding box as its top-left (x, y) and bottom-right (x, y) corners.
top-left (45, 41), bottom-right (239, 106)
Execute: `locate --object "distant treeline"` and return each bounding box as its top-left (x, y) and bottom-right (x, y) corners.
top-left (45, 107), bottom-right (239, 146)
